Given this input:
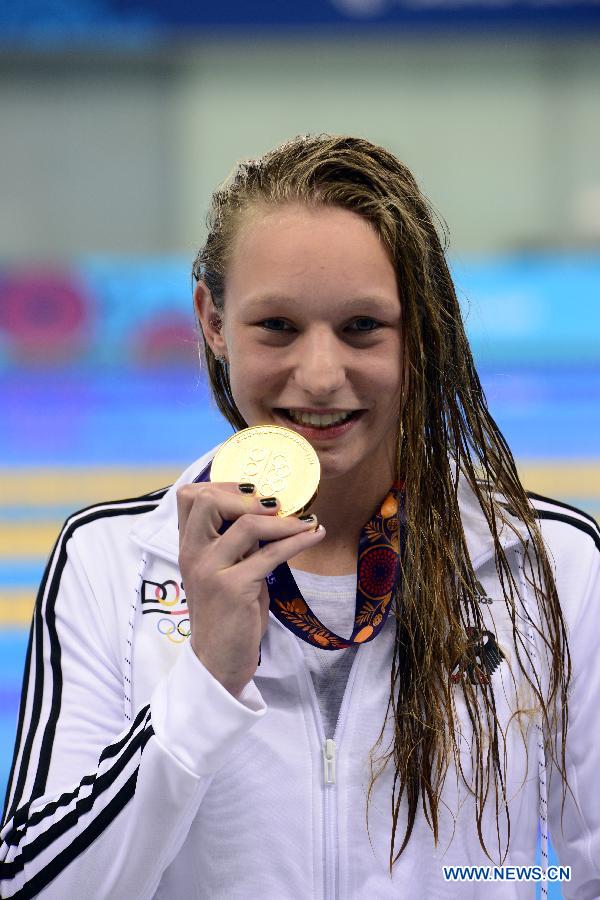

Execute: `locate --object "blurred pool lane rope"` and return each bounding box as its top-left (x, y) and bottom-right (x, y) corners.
top-left (0, 462), bottom-right (598, 628)
top-left (0, 467), bottom-right (180, 627)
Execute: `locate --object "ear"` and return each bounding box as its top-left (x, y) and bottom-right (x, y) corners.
top-left (194, 281), bottom-right (228, 360)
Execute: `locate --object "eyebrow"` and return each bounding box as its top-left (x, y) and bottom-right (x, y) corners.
top-left (244, 294), bottom-right (397, 313)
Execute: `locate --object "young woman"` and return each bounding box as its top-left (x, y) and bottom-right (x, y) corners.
top-left (1, 135), bottom-right (598, 899)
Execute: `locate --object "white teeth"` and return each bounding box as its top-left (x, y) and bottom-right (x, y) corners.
top-left (286, 410), bottom-right (353, 427)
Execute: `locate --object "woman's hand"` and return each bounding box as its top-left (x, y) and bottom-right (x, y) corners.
top-left (176, 482), bottom-right (325, 698)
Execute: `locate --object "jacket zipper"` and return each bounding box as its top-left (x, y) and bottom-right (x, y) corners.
top-left (323, 736), bottom-right (337, 899)
top-left (324, 744), bottom-right (336, 900)
top-left (285, 630), bottom-right (363, 900)
top-left (323, 739), bottom-right (336, 784)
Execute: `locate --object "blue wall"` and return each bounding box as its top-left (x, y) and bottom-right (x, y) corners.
top-left (1, 254), bottom-right (599, 369)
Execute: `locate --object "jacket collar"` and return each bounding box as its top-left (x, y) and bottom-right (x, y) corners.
top-left (129, 442), bottom-right (530, 572)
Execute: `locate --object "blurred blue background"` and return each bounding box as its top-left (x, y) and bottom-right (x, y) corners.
top-left (1, 3), bottom-right (599, 896)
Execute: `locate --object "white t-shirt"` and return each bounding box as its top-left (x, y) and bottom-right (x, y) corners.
top-left (289, 568), bottom-right (360, 740)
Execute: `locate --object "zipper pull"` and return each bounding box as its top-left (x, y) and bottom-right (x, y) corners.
top-left (323, 738), bottom-right (336, 785)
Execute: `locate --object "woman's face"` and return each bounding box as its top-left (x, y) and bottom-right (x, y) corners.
top-left (196, 203), bottom-right (405, 483)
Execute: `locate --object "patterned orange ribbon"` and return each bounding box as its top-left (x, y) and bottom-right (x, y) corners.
top-left (195, 462), bottom-right (406, 651)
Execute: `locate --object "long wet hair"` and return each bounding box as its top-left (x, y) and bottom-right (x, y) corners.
top-left (191, 134), bottom-right (572, 872)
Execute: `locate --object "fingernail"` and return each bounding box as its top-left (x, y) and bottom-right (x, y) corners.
top-left (239, 483), bottom-right (255, 493)
top-left (260, 497), bottom-right (278, 507)
top-left (298, 514), bottom-right (316, 523)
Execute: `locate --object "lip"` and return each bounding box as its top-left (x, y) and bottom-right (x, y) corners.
top-left (281, 407), bottom-right (357, 415)
top-left (273, 408), bottom-right (365, 440)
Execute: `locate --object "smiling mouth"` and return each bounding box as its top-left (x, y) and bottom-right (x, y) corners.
top-left (274, 408), bottom-right (364, 427)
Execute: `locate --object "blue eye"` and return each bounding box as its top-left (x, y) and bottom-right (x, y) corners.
top-left (351, 317), bottom-right (380, 332)
top-left (261, 318), bottom-right (290, 331)
top-left (259, 318), bottom-right (381, 333)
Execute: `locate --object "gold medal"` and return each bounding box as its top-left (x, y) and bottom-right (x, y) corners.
top-left (210, 424), bottom-right (320, 517)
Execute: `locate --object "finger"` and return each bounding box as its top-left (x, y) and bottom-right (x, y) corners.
top-left (176, 482), bottom-right (281, 554)
top-left (215, 512), bottom-right (321, 570)
top-left (234, 524), bottom-right (325, 585)
top-left (177, 480), bottom-right (256, 513)
top-left (176, 484), bottom-right (196, 553)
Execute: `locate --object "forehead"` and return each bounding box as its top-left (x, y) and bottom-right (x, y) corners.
top-left (241, 293), bottom-right (397, 317)
top-left (232, 202), bottom-right (381, 249)
top-left (226, 203), bottom-right (398, 304)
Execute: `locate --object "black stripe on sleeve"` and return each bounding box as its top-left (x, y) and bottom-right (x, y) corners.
top-left (526, 489), bottom-right (600, 532)
top-left (524, 490), bottom-right (600, 552)
top-left (2, 714), bottom-right (154, 876)
top-left (8, 705), bottom-right (151, 837)
top-left (7, 556), bottom-right (57, 825)
top-left (1, 622), bottom-right (34, 826)
top-left (3, 490), bottom-right (168, 825)
top-left (531, 509), bottom-right (600, 554)
top-left (493, 485), bottom-right (600, 554)
top-left (7, 728), bottom-right (153, 900)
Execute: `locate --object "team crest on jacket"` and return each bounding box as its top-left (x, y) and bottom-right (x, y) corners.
top-left (141, 578), bottom-right (190, 644)
top-left (450, 626), bottom-right (505, 685)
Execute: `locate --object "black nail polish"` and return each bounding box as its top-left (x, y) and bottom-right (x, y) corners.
top-left (298, 514), bottom-right (316, 522)
top-left (239, 483), bottom-right (255, 493)
top-left (260, 498), bottom-right (278, 507)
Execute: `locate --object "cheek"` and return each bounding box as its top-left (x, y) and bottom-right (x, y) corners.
top-left (365, 356), bottom-right (403, 392)
top-left (372, 368), bottom-right (405, 415)
top-left (230, 361), bottom-right (275, 402)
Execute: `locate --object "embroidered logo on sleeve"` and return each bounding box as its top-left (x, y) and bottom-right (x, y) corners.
top-left (450, 626), bottom-right (505, 685)
top-left (141, 578), bottom-right (190, 643)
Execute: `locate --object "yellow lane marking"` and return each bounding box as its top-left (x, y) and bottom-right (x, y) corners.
top-left (0, 461), bottom-right (598, 505)
top-left (0, 463), bottom-right (598, 563)
top-left (0, 459), bottom-right (598, 628)
top-left (0, 468), bottom-right (180, 506)
top-left (0, 592), bottom-right (34, 627)
top-left (518, 462), bottom-right (600, 496)
top-left (0, 524), bottom-right (61, 559)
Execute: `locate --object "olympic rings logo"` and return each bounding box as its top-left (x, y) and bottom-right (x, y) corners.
top-left (157, 617), bottom-right (191, 643)
top-left (241, 448), bottom-right (292, 496)
top-left (142, 578), bottom-right (183, 608)
top-left (241, 447), bottom-right (269, 482)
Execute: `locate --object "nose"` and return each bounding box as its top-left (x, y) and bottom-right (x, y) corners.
top-left (291, 328), bottom-right (347, 398)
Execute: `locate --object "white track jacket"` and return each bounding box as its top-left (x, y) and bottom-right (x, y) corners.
top-left (1, 443), bottom-right (599, 899)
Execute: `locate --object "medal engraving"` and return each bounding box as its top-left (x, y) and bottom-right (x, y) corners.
top-left (240, 448), bottom-right (293, 496)
top-left (210, 424), bottom-right (320, 516)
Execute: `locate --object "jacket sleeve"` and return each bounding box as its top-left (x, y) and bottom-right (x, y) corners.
top-left (0, 519), bottom-right (267, 899)
top-left (546, 522), bottom-right (600, 898)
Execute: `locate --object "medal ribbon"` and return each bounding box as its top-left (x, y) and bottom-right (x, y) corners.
top-left (194, 462), bottom-right (406, 650)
